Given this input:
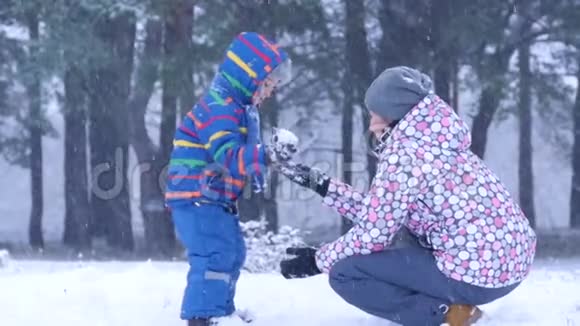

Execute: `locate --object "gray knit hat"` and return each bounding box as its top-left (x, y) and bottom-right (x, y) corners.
top-left (364, 66), bottom-right (434, 121)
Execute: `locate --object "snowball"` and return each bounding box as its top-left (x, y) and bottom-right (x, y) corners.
top-left (273, 128), bottom-right (299, 146)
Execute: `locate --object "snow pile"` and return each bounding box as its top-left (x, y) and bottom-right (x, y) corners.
top-left (241, 220), bottom-right (306, 273)
top-left (0, 250), bottom-right (10, 268)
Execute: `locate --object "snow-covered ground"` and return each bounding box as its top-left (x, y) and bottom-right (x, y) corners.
top-left (0, 258), bottom-right (579, 326)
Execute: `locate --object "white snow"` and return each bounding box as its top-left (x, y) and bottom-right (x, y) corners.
top-left (0, 250), bottom-right (10, 268)
top-left (0, 259), bottom-right (579, 326)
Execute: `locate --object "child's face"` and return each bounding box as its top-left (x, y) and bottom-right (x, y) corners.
top-left (252, 78), bottom-right (278, 107)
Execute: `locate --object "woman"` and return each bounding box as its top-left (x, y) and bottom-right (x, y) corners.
top-left (277, 66), bottom-right (537, 326)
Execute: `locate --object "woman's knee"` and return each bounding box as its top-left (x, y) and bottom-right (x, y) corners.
top-left (328, 259), bottom-right (352, 295)
top-left (328, 256), bottom-right (372, 302)
top-left (328, 258), bottom-right (417, 324)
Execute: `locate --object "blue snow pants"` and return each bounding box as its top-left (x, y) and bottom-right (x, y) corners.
top-left (172, 203), bottom-right (246, 320)
top-left (328, 237), bottom-right (520, 326)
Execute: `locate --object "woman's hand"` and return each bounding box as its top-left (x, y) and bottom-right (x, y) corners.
top-left (280, 247), bottom-right (321, 279)
top-left (277, 162), bottom-right (330, 197)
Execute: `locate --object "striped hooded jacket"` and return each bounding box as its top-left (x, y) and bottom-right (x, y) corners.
top-left (165, 32), bottom-right (289, 208)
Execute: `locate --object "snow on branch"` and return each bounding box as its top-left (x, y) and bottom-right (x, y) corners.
top-left (241, 220), bottom-right (307, 274)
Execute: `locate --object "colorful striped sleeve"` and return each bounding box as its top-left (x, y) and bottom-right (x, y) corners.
top-left (193, 98), bottom-right (266, 179)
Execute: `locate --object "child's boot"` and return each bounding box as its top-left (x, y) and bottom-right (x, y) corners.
top-left (188, 318), bottom-right (215, 326)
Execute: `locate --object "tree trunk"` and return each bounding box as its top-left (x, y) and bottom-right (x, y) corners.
top-left (129, 19), bottom-right (161, 162)
top-left (145, 2), bottom-right (200, 252)
top-left (63, 66), bottom-right (91, 250)
top-left (341, 80), bottom-right (354, 235)
top-left (262, 99), bottom-right (280, 232)
top-left (177, 0), bottom-right (195, 118)
top-left (159, 7), bottom-right (179, 164)
top-left (470, 51), bottom-right (512, 159)
top-left (517, 42), bottom-right (536, 227)
top-left (470, 86), bottom-right (501, 159)
top-left (345, 0), bottom-right (375, 184)
top-left (570, 61), bottom-right (580, 228)
top-left (88, 12), bottom-right (136, 251)
top-left (26, 12), bottom-right (44, 249)
top-left (452, 59), bottom-right (459, 112)
top-left (377, 2), bottom-right (407, 70)
top-left (431, 0), bottom-right (452, 104)
top-left (128, 18), bottom-right (175, 255)
top-left (341, 0), bottom-right (373, 234)
top-left (470, 44), bottom-right (514, 159)
top-left (434, 65), bottom-right (452, 104)
top-left (88, 82), bottom-right (112, 240)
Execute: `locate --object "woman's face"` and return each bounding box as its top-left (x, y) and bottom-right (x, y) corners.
top-left (369, 111), bottom-right (391, 138)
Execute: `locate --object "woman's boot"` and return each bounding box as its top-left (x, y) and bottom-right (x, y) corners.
top-left (445, 304), bottom-right (483, 326)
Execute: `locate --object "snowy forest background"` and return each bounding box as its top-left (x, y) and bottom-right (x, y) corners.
top-left (1, 0), bottom-right (580, 260)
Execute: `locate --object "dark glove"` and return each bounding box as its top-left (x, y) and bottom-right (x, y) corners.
top-left (280, 247), bottom-right (321, 279)
top-left (278, 162), bottom-right (330, 197)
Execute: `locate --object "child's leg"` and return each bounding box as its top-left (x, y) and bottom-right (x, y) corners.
top-left (172, 205), bottom-right (243, 320)
top-left (328, 246), bottom-right (519, 326)
top-left (229, 219), bottom-right (247, 307)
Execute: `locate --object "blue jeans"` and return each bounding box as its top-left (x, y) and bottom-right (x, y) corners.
top-left (172, 204), bottom-right (246, 320)
top-left (328, 245), bottom-right (519, 326)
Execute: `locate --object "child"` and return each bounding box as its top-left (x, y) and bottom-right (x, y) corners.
top-left (278, 66), bottom-right (537, 326)
top-left (166, 32), bottom-right (295, 326)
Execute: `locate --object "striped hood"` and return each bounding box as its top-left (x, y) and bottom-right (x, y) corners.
top-left (213, 32), bottom-right (289, 105)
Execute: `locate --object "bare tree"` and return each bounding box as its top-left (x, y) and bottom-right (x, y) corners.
top-left (517, 32), bottom-right (536, 227)
top-left (87, 11), bottom-right (136, 251)
top-left (25, 9), bottom-right (44, 249)
top-left (571, 55), bottom-right (580, 228)
top-left (340, 0), bottom-right (374, 234)
top-left (62, 65), bottom-right (91, 250)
